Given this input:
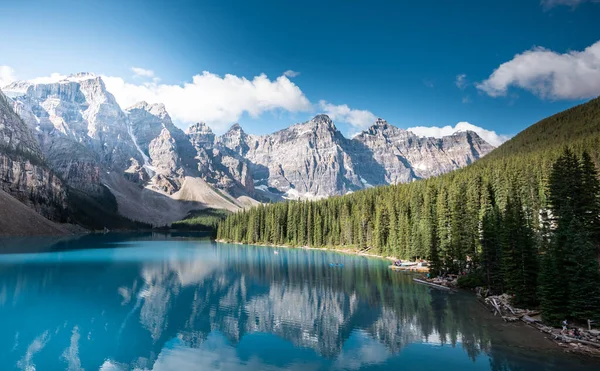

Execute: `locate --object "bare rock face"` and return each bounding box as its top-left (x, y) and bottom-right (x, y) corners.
top-left (211, 115), bottom-right (495, 200)
top-left (3, 71), bottom-right (495, 225)
top-left (186, 123), bottom-right (255, 197)
top-left (187, 122), bottom-right (215, 149)
top-left (147, 128), bottom-right (186, 193)
top-left (222, 115), bottom-right (362, 199)
top-left (352, 119), bottom-right (495, 183)
top-left (4, 74), bottom-right (140, 195)
top-left (217, 123), bottom-right (249, 156)
top-left (124, 158), bottom-right (150, 186)
top-left (0, 90), bottom-right (67, 220)
top-left (126, 101), bottom-right (200, 194)
top-left (153, 174), bottom-right (179, 194)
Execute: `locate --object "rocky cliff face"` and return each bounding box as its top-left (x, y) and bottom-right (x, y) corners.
top-left (126, 101), bottom-right (207, 194)
top-left (187, 123), bottom-right (255, 197)
top-left (352, 119), bottom-right (495, 184)
top-left (0, 90), bottom-right (67, 220)
top-left (3, 73), bottom-right (495, 224)
top-left (210, 115), bottom-right (494, 199)
top-left (5, 73), bottom-right (139, 195)
top-left (220, 115), bottom-right (362, 199)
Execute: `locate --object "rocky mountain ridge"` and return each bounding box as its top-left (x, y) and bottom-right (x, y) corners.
top-left (2, 73), bottom-right (495, 227)
top-left (213, 114), bottom-right (494, 199)
top-left (0, 89), bottom-right (68, 221)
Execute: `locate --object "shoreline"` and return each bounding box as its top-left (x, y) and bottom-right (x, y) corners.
top-left (214, 239), bottom-right (400, 262)
top-left (215, 238), bottom-right (600, 358)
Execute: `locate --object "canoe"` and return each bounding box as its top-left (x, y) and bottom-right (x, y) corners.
top-left (412, 278), bottom-right (455, 291)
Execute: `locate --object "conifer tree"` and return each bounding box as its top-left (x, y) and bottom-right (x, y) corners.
top-left (564, 218), bottom-right (600, 321)
top-left (501, 194), bottom-right (538, 307)
top-left (579, 151), bottom-right (600, 252)
top-left (481, 187), bottom-right (504, 293)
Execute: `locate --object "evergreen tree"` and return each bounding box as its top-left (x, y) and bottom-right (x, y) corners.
top-left (501, 194), bottom-right (538, 307)
top-left (564, 219), bottom-right (600, 321)
top-left (538, 246), bottom-right (568, 326)
top-left (579, 151), bottom-right (600, 253)
top-left (481, 190), bottom-right (504, 293)
top-left (216, 101), bottom-right (600, 326)
top-left (542, 148), bottom-right (600, 322)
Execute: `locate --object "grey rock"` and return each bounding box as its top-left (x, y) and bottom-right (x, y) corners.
top-left (126, 101), bottom-right (200, 194)
top-left (0, 90), bottom-right (67, 220)
top-left (187, 122), bottom-right (215, 149)
top-left (5, 74), bottom-right (141, 195)
top-left (210, 115), bottom-right (495, 200)
top-left (124, 158), bottom-right (150, 186)
top-left (4, 72), bottom-right (495, 222)
top-left (353, 118), bottom-right (495, 183)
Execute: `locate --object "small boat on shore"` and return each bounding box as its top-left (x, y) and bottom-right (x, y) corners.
top-left (389, 265), bottom-right (430, 273)
top-left (389, 261), bottom-right (430, 273)
top-left (412, 278), bottom-right (456, 291)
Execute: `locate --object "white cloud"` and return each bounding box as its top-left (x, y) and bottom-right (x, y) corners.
top-left (0, 65), bottom-right (17, 87)
top-left (103, 71), bottom-right (312, 131)
top-left (407, 122), bottom-right (510, 147)
top-left (131, 67), bottom-right (155, 78)
top-left (477, 40), bottom-right (600, 100)
top-left (29, 73), bottom-right (68, 84)
top-left (332, 331), bottom-right (391, 370)
top-left (455, 74), bottom-right (467, 89)
top-left (540, 0), bottom-right (599, 9)
top-left (318, 100), bottom-right (377, 130)
top-left (283, 70), bottom-right (300, 78)
top-left (462, 95), bottom-right (471, 104)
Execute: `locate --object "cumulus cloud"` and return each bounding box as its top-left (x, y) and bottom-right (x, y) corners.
top-left (5, 66), bottom-right (508, 146)
top-left (131, 67), bottom-right (155, 78)
top-left (455, 74), bottom-right (467, 89)
top-left (0, 65), bottom-right (16, 87)
top-left (407, 122), bottom-right (510, 147)
top-left (477, 40), bottom-right (600, 100)
top-left (103, 71), bottom-right (312, 131)
top-left (541, 0), bottom-right (600, 9)
top-left (29, 73), bottom-right (70, 84)
top-left (318, 100), bottom-right (377, 130)
top-left (283, 70), bottom-right (300, 78)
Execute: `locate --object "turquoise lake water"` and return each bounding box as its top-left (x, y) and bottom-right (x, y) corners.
top-left (0, 233), bottom-right (598, 370)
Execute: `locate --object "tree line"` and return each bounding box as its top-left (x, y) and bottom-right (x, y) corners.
top-left (218, 97), bottom-right (600, 324)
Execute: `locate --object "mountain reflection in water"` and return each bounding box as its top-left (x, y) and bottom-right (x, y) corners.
top-left (0, 233), bottom-right (597, 370)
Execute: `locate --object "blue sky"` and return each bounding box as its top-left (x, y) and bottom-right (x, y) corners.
top-left (1, 0), bottom-right (600, 144)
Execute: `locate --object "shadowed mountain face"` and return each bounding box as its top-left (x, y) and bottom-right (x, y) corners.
top-left (0, 90), bottom-right (67, 221)
top-left (2, 74), bottom-right (493, 226)
top-left (0, 234), bottom-right (595, 371)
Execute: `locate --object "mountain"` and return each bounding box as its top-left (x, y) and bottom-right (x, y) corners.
top-left (3, 75), bottom-right (255, 227)
top-left (217, 95), bottom-right (600, 256)
top-left (5, 73), bottom-right (139, 196)
top-left (352, 118), bottom-right (493, 184)
top-left (0, 89), bottom-right (68, 221)
top-left (0, 188), bottom-right (69, 236)
top-left (216, 115), bottom-right (493, 200)
top-left (3, 73), bottom-right (494, 228)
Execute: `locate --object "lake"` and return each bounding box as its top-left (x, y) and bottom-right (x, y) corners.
top-left (0, 233), bottom-right (597, 370)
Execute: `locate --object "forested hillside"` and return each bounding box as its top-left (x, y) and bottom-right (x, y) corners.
top-left (217, 97), bottom-right (600, 322)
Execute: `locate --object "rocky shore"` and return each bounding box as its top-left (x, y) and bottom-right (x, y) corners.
top-left (479, 292), bottom-right (600, 357)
